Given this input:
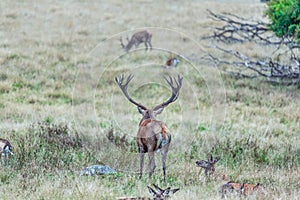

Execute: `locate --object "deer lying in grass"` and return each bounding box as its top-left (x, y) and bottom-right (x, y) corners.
top-left (220, 181), bottom-right (265, 197)
top-left (196, 155), bottom-right (266, 197)
top-left (120, 30), bottom-right (152, 52)
top-left (117, 184), bottom-right (180, 200)
top-left (196, 155), bottom-right (229, 181)
top-left (0, 138), bottom-right (14, 159)
top-left (115, 74), bottom-right (183, 182)
top-left (196, 155), bottom-right (219, 177)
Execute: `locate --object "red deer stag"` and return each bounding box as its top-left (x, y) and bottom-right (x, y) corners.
top-left (120, 30), bottom-right (152, 52)
top-left (115, 74), bottom-right (183, 182)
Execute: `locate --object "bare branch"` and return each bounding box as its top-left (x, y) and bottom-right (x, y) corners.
top-left (204, 9), bottom-right (300, 50)
top-left (205, 45), bottom-right (300, 84)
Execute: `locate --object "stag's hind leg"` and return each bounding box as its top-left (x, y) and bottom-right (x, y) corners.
top-left (161, 143), bottom-right (171, 182)
top-left (148, 151), bottom-right (156, 177)
top-left (138, 146), bottom-right (145, 179)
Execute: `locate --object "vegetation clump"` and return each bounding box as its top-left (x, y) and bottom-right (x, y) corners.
top-left (266, 0), bottom-right (300, 42)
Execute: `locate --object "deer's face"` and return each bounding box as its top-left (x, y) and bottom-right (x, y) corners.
top-left (196, 155), bottom-right (219, 170)
top-left (139, 109), bottom-right (154, 119)
top-left (148, 185), bottom-right (180, 200)
top-left (4, 145), bottom-right (14, 155)
top-left (173, 58), bottom-right (179, 67)
top-left (138, 106), bottom-right (165, 120)
top-left (0, 140), bottom-right (14, 156)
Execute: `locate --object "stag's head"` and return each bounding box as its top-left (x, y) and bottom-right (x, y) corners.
top-left (115, 74), bottom-right (183, 122)
top-left (119, 37), bottom-right (129, 52)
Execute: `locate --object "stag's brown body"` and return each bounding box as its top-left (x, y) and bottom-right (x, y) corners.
top-left (120, 30), bottom-right (152, 52)
top-left (137, 113), bottom-right (171, 180)
top-left (115, 74), bottom-right (182, 182)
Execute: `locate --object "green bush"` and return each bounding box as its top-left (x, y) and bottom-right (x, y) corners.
top-left (265, 0), bottom-right (300, 41)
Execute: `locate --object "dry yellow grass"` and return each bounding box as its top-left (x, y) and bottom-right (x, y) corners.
top-left (0, 0), bottom-right (299, 199)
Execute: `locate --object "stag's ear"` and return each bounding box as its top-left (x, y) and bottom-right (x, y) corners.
top-left (153, 107), bottom-right (164, 116)
top-left (209, 155), bottom-right (219, 164)
top-left (138, 106), bottom-right (146, 114)
top-left (152, 184), bottom-right (164, 193)
top-left (162, 187), bottom-right (171, 196)
top-left (214, 158), bottom-right (220, 164)
top-left (171, 188), bottom-right (180, 194)
top-left (212, 156), bottom-right (220, 164)
top-left (147, 186), bottom-right (157, 196)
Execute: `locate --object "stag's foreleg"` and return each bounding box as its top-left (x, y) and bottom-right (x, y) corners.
top-left (148, 34), bottom-right (152, 50)
top-left (144, 41), bottom-right (148, 51)
top-left (147, 40), bottom-right (152, 50)
top-left (148, 42), bottom-right (152, 50)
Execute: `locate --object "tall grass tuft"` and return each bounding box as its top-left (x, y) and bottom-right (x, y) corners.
top-left (6, 122), bottom-right (98, 175)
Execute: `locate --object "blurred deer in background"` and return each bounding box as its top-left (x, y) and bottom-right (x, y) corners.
top-left (120, 30), bottom-right (152, 52)
top-left (115, 74), bottom-right (183, 182)
top-left (196, 155), bottom-right (219, 177)
top-left (0, 138), bottom-right (14, 159)
top-left (164, 56), bottom-right (179, 68)
top-left (117, 184), bottom-right (180, 200)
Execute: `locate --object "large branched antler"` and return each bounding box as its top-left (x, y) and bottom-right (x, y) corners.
top-left (153, 75), bottom-right (183, 111)
top-left (115, 74), bottom-right (147, 110)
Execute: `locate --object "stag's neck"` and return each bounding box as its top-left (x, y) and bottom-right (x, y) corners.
top-left (139, 110), bottom-right (157, 126)
top-left (139, 117), bottom-right (155, 126)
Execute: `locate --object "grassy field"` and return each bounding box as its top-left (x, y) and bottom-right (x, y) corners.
top-left (0, 0), bottom-right (299, 199)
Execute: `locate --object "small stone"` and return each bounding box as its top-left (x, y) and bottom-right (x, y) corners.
top-left (80, 165), bottom-right (116, 176)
